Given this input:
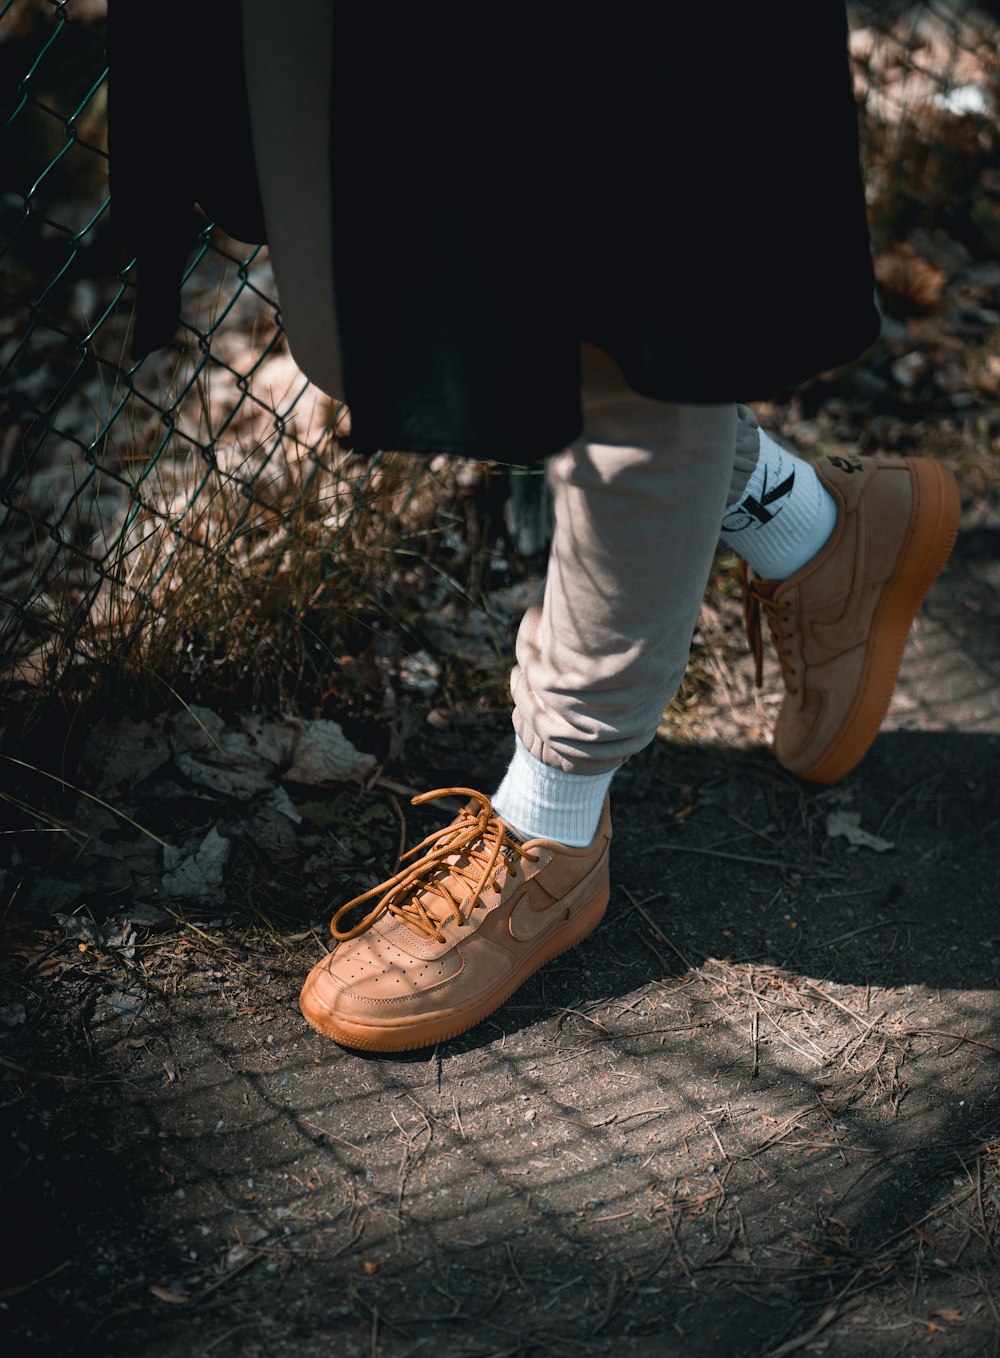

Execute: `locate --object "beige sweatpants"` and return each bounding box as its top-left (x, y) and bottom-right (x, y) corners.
top-left (511, 346), bottom-right (738, 776)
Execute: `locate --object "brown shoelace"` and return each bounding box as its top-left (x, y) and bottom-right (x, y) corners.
top-left (329, 788), bottom-right (538, 944)
top-left (738, 561), bottom-right (799, 695)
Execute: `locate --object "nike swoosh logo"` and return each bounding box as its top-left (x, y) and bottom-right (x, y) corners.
top-left (507, 856), bottom-right (608, 943)
top-left (811, 508), bottom-right (869, 653)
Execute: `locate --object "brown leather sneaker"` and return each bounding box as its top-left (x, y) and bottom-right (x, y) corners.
top-left (740, 453), bottom-right (959, 784)
top-left (299, 788), bottom-right (611, 1052)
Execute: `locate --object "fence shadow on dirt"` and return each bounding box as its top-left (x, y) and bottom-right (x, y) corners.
top-left (5, 724), bottom-right (999, 1357)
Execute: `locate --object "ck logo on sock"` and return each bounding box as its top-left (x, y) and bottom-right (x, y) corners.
top-left (722, 467), bottom-right (796, 533)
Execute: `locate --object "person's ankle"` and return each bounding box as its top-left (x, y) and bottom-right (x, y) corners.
top-left (492, 737), bottom-right (614, 846)
top-left (721, 430), bottom-right (838, 579)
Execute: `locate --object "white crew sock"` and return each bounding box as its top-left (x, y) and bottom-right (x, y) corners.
top-left (492, 737), bottom-right (614, 847)
top-left (720, 429), bottom-right (838, 580)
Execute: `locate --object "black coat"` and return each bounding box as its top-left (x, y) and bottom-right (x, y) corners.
top-left (109, 3), bottom-right (879, 460)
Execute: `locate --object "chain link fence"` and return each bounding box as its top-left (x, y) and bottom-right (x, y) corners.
top-left (0, 0), bottom-right (487, 715)
top-left (2, 0), bottom-right (999, 708)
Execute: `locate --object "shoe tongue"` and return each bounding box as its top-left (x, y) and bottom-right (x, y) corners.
top-left (378, 802), bottom-right (526, 941)
top-left (405, 809), bottom-right (518, 927)
top-left (496, 817), bottom-right (529, 870)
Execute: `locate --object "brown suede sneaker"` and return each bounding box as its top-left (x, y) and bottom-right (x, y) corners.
top-left (299, 788), bottom-right (611, 1052)
top-left (740, 453), bottom-right (960, 784)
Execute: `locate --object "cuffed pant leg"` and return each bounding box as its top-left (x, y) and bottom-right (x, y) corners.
top-left (511, 347), bottom-right (737, 775)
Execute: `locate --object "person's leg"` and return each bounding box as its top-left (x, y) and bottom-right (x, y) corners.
top-left (494, 344), bottom-right (736, 843)
top-left (300, 347), bottom-right (738, 1051)
top-left (494, 385), bottom-right (959, 797)
top-left (714, 407), bottom-right (960, 783)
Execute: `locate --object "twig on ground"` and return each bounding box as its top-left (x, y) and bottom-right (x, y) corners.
top-left (0, 1053), bottom-right (120, 1085)
top-left (504, 1243), bottom-right (534, 1298)
top-left (614, 1105), bottom-right (674, 1125)
top-left (742, 1107), bottom-right (817, 1161)
top-left (0, 1260), bottom-right (72, 1299)
top-left (300, 1116), bottom-right (365, 1153)
top-left (621, 887), bottom-right (693, 970)
top-left (755, 1004), bottom-right (826, 1068)
top-left (703, 1115), bottom-right (730, 1168)
top-left (822, 1014), bottom-right (884, 1070)
top-left (391, 1107), bottom-right (432, 1223)
top-left (653, 841), bottom-right (840, 877)
top-left (193, 1249), bottom-right (263, 1304)
top-left (805, 982), bottom-right (874, 1030)
top-left (903, 1213), bottom-right (956, 1267)
top-left (907, 1029), bottom-right (1000, 1056)
top-left (762, 1302), bottom-right (843, 1358)
top-left (820, 918), bottom-right (918, 948)
top-left (553, 1006), bottom-right (611, 1034)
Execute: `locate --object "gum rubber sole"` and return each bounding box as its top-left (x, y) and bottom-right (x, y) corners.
top-left (299, 882), bottom-right (610, 1053)
top-left (795, 457), bottom-right (960, 785)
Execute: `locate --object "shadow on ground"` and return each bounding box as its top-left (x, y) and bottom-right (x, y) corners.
top-left (4, 718), bottom-right (999, 1358)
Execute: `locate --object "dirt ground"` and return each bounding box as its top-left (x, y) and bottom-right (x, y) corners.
top-left (3, 473), bottom-right (999, 1358)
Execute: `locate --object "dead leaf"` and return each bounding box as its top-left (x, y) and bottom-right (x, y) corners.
top-left (875, 244), bottom-right (947, 317)
top-left (171, 707), bottom-right (374, 789)
top-left (239, 714), bottom-right (300, 767)
top-left (251, 789), bottom-right (301, 858)
top-left (170, 705), bottom-right (226, 753)
top-left (162, 826), bottom-right (231, 900)
top-left (825, 811), bottom-right (894, 853)
top-left (149, 1285), bottom-right (189, 1304)
top-left (284, 719), bottom-right (376, 785)
top-left (170, 706), bottom-right (276, 798)
top-left (264, 784), bottom-right (302, 825)
top-left (82, 716), bottom-right (171, 795)
top-left (56, 913), bottom-right (101, 946)
top-left (0, 926), bottom-right (51, 961)
top-left (930, 1308), bottom-right (964, 1324)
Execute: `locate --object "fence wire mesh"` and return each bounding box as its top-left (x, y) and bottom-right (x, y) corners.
top-left (2, 0), bottom-right (999, 707)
